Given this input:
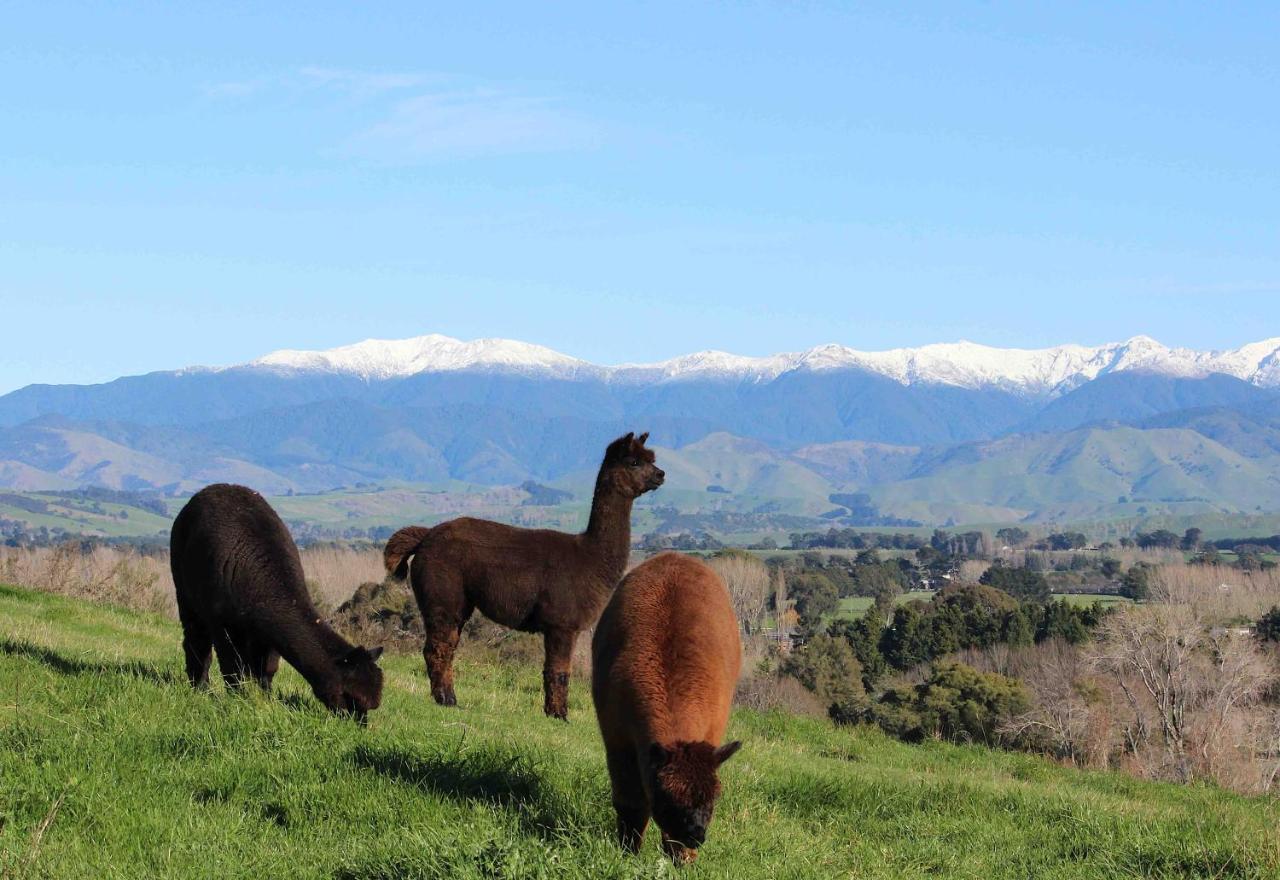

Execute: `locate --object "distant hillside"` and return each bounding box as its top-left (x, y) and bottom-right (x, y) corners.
top-left (868, 425), bottom-right (1280, 522)
top-left (1, 333), bottom-right (1279, 523)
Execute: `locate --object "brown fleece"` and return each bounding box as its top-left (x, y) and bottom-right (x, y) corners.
top-left (383, 432), bottom-right (663, 719)
top-left (591, 552), bottom-right (743, 861)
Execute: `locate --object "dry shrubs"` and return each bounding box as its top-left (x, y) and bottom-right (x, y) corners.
top-left (964, 564), bottom-right (1280, 793)
top-left (0, 543), bottom-right (384, 620)
top-left (298, 545), bottom-right (385, 609)
top-left (0, 544), bottom-right (174, 615)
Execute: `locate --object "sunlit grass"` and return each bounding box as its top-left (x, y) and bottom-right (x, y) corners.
top-left (2, 583), bottom-right (1278, 879)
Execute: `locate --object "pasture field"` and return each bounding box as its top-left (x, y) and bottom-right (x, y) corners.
top-left (1052, 593), bottom-right (1133, 609)
top-left (3, 585), bottom-right (1280, 879)
top-left (835, 590), bottom-right (937, 617)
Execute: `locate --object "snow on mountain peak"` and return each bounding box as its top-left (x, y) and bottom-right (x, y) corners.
top-left (243, 333), bottom-right (1280, 393)
top-left (252, 334), bottom-right (593, 380)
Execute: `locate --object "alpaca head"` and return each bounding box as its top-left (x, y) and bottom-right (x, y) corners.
top-left (647, 740), bottom-right (742, 851)
top-left (600, 432), bottom-right (664, 498)
top-left (321, 645), bottom-right (385, 723)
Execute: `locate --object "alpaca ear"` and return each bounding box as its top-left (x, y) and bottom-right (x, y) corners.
top-left (624, 432), bottom-right (635, 442)
top-left (366, 646), bottom-right (384, 662)
top-left (636, 432), bottom-right (649, 446)
top-left (714, 741), bottom-right (742, 765)
top-left (649, 743), bottom-right (671, 768)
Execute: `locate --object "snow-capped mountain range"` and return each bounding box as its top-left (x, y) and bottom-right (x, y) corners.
top-left (3, 330), bottom-right (1280, 518)
top-left (249, 333), bottom-right (1280, 396)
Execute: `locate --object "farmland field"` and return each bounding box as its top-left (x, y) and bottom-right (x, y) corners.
top-left (3, 584), bottom-right (1279, 879)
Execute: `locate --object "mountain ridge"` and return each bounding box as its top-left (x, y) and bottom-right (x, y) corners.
top-left (3, 332), bottom-right (1280, 524)
top-left (229, 333), bottom-right (1280, 395)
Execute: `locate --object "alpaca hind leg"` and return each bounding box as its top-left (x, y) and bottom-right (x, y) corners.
top-left (175, 589), bottom-right (212, 689)
top-left (213, 631), bottom-right (251, 691)
top-left (542, 629), bottom-right (576, 720)
top-left (181, 625), bottom-right (213, 690)
top-left (424, 610), bottom-right (469, 707)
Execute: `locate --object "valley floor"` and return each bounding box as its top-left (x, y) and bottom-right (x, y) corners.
top-left (2, 584), bottom-right (1278, 879)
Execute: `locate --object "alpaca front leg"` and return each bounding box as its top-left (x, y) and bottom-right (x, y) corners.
top-left (606, 747), bottom-right (649, 852)
top-left (542, 630), bottom-right (575, 720)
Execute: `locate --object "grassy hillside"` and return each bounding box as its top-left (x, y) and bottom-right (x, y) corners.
top-left (4, 586), bottom-right (1280, 879)
top-left (871, 426), bottom-right (1280, 523)
top-left (0, 491), bottom-right (172, 539)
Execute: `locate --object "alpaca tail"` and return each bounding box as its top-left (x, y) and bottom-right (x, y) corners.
top-left (384, 526), bottom-right (433, 581)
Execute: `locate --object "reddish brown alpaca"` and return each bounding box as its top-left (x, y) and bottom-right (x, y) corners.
top-left (591, 552), bottom-right (743, 863)
top-left (383, 432), bottom-right (663, 719)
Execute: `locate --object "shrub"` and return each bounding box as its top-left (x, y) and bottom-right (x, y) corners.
top-left (867, 662), bottom-right (1031, 745)
top-left (781, 634), bottom-right (867, 722)
top-left (980, 562), bottom-right (1051, 603)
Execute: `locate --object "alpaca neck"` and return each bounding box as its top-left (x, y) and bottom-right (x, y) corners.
top-left (278, 610), bottom-right (351, 690)
top-left (584, 479), bottom-right (634, 579)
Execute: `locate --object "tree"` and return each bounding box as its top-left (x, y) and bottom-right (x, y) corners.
top-left (788, 572), bottom-right (838, 635)
top-left (1256, 606), bottom-right (1280, 644)
top-left (781, 634), bottom-right (867, 723)
top-left (707, 550), bottom-right (771, 635)
top-left (1180, 528), bottom-right (1203, 552)
top-left (1136, 530), bottom-right (1180, 550)
top-left (1035, 600), bottom-right (1090, 644)
top-left (1120, 563), bottom-right (1153, 601)
top-left (1191, 547), bottom-right (1222, 567)
top-left (979, 562), bottom-right (1051, 604)
top-left (880, 604), bottom-right (933, 670)
top-left (996, 527), bottom-right (1029, 548)
top-left (1047, 532), bottom-right (1088, 551)
top-left (1100, 557), bottom-right (1123, 579)
top-left (828, 608), bottom-right (888, 689)
top-left (868, 662), bottom-right (1030, 745)
top-left (1001, 607), bottom-right (1035, 647)
top-left (1090, 604), bottom-right (1273, 782)
top-left (854, 548), bottom-right (880, 566)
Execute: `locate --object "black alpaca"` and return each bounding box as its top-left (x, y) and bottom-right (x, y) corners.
top-left (170, 483), bottom-right (384, 721)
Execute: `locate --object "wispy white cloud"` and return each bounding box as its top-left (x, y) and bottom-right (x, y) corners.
top-left (297, 66), bottom-right (435, 97)
top-left (204, 78), bottom-right (268, 98)
top-left (203, 67), bottom-right (594, 161)
top-left (344, 89), bottom-right (594, 162)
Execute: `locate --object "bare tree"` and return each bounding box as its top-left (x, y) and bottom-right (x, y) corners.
top-left (707, 552), bottom-right (772, 635)
top-left (1089, 602), bottom-right (1276, 786)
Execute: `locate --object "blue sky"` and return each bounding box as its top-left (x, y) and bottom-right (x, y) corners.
top-left (2, 2), bottom-right (1278, 393)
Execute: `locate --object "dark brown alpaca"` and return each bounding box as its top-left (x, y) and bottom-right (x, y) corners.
top-left (170, 483), bottom-right (385, 722)
top-left (591, 552), bottom-right (743, 864)
top-left (383, 432), bottom-right (663, 720)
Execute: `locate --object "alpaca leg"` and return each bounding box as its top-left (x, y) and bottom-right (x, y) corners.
top-left (424, 611), bottom-right (468, 707)
top-left (213, 631), bottom-right (250, 691)
top-left (542, 629), bottom-right (576, 720)
top-left (251, 648), bottom-right (281, 692)
top-left (606, 747), bottom-right (649, 852)
top-left (175, 589), bottom-right (212, 689)
top-left (181, 625), bottom-right (213, 690)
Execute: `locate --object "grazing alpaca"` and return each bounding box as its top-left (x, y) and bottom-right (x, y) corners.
top-left (383, 432), bottom-right (663, 719)
top-left (591, 552), bottom-right (743, 863)
top-left (171, 483), bottom-right (385, 722)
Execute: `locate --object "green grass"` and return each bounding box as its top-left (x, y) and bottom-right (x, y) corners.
top-left (836, 590), bottom-right (936, 618)
top-left (3, 585), bottom-right (1279, 879)
top-left (1052, 593), bottom-right (1133, 609)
